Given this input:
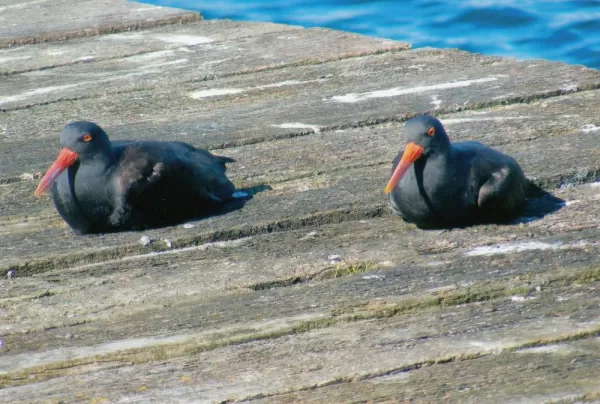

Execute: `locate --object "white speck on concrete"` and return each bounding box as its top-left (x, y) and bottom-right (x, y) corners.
top-left (76, 56), bottom-right (95, 62)
top-left (581, 124), bottom-right (600, 133)
top-left (188, 88), bottom-right (244, 99)
top-left (362, 275), bottom-right (384, 280)
top-left (510, 295), bottom-right (535, 302)
top-left (232, 191), bottom-right (249, 199)
top-left (182, 223), bottom-right (195, 229)
top-left (303, 231), bottom-right (318, 239)
top-left (273, 123), bottom-right (321, 134)
top-left (19, 173), bottom-right (35, 181)
top-left (329, 76), bottom-right (499, 103)
top-left (45, 50), bottom-right (64, 56)
top-left (154, 34), bottom-right (214, 46)
top-left (430, 95), bottom-right (442, 109)
top-left (139, 236), bottom-right (152, 246)
top-left (163, 239), bottom-right (172, 248)
top-left (426, 261), bottom-right (448, 267)
top-left (327, 254), bottom-right (341, 264)
top-left (565, 199), bottom-right (581, 206)
top-left (560, 83), bottom-right (578, 93)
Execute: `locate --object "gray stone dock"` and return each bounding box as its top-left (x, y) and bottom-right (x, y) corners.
top-left (1, 0), bottom-right (600, 402)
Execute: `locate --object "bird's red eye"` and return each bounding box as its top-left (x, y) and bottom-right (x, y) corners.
top-left (427, 127), bottom-right (435, 136)
top-left (82, 134), bottom-right (92, 142)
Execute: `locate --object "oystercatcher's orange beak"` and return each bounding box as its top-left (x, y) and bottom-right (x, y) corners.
top-left (384, 142), bottom-right (424, 194)
top-left (34, 148), bottom-right (79, 196)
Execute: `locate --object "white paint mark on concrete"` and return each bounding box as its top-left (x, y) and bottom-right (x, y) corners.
top-left (189, 79), bottom-right (327, 100)
top-left (430, 95), bottom-right (442, 109)
top-left (138, 58), bottom-right (188, 70)
top-left (62, 238), bottom-right (252, 274)
top-left (0, 55), bottom-right (32, 64)
top-left (202, 58), bottom-right (228, 65)
top-left (103, 32), bottom-right (145, 41)
top-left (154, 34), bottom-right (214, 46)
top-left (132, 6), bottom-right (165, 11)
top-left (0, 309), bottom-right (319, 375)
top-left (0, 0), bottom-right (50, 13)
top-left (466, 240), bottom-right (592, 257)
top-left (0, 84), bottom-right (80, 105)
top-left (467, 241), bottom-right (558, 256)
top-left (189, 88), bottom-right (245, 99)
top-left (469, 340), bottom-right (505, 351)
top-left (182, 223), bottom-right (195, 229)
top-left (516, 344), bottom-right (571, 354)
top-left (329, 77), bottom-right (499, 103)
top-left (76, 55), bottom-right (95, 62)
top-left (273, 123), bottom-right (321, 134)
top-left (565, 199), bottom-right (581, 206)
top-left (581, 124), bottom-right (600, 133)
top-left (126, 50), bottom-right (176, 62)
top-left (257, 79), bottom-right (323, 89)
top-left (442, 116), bottom-right (531, 125)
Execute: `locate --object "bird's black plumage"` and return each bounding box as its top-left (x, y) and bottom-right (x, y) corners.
top-left (35, 121), bottom-right (237, 234)
top-left (385, 115), bottom-right (526, 228)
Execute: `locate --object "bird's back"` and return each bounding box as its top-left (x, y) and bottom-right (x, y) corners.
top-left (111, 140), bottom-right (236, 229)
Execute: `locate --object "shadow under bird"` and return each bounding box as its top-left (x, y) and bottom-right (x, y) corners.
top-left (34, 121), bottom-right (238, 234)
top-left (385, 115), bottom-right (527, 229)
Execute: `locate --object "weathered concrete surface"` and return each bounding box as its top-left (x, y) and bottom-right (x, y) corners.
top-left (1, 0), bottom-right (600, 402)
top-left (0, 0), bottom-right (201, 47)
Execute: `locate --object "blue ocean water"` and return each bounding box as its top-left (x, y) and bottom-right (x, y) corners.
top-left (145, 0), bottom-right (600, 69)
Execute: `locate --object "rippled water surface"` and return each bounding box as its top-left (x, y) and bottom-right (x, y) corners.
top-left (146, 0), bottom-right (600, 68)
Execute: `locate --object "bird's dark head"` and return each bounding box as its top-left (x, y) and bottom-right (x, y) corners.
top-left (385, 115), bottom-right (450, 194)
top-left (35, 121), bottom-right (112, 197)
top-left (403, 115), bottom-right (449, 154)
top-left (59, 121), bottom-right (111, 157)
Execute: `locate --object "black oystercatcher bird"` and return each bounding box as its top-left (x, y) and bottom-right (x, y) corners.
top-left (34, 121), bottom-right (237, 234)
top-left (385, 115), bottom-right (527, 228)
